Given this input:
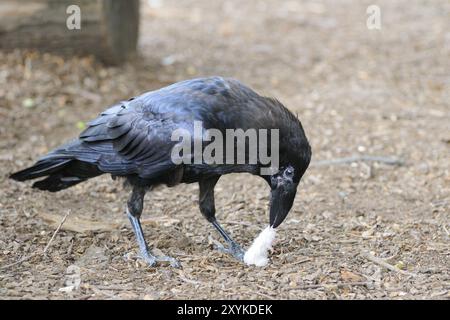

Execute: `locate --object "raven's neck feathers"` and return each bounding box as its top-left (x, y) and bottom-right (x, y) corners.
top-left (261, 96), bottom-right (311, 173)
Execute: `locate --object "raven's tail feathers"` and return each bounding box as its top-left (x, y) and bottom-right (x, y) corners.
top-left (10, 158), bottom-right (103, 192)
top-left (10, 140), bottom-right (103, 192)
top-left (9, 158), bottom-right (72, 181)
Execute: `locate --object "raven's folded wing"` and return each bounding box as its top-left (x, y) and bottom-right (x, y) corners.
top-left (79, 98), bottom-right (183, 179)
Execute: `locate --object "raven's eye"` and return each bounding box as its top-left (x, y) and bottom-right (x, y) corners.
top-left (284, 167), bottom-right (294, 178)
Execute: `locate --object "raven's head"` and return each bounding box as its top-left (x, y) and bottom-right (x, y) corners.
top-left (267, 165), bottom-right (298, 228)
top-left (252, 97), bottom-right (311, 229)
top-left (267, 138), bottom-right (311, 228)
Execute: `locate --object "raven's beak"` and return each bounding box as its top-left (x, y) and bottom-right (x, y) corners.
top-left (269, 178), bottom-right (298, 228)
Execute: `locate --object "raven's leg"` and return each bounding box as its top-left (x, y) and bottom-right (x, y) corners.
top-left (127, 186), bottom-right (180, 268)
top-left (199, 177), bottom-right (245, 261)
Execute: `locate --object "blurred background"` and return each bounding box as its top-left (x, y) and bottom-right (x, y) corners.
top-left (0, 0), bottom-right (449, 299)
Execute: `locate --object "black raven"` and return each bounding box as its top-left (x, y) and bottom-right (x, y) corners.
top-left (10, 77), bottom-right (311, 267)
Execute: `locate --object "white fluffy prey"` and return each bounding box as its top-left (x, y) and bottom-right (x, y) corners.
top-left (243, 226), bottom-right (276, 267)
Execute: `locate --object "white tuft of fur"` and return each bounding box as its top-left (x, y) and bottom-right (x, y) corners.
top-left (244, 226), bottom-right (276, 267)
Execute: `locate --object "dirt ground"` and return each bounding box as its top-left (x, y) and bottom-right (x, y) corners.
top-left (0, 0), bottom-right (449, 299)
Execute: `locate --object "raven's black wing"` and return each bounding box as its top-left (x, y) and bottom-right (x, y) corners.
top-left (79, 97), bottom-right (185, 179)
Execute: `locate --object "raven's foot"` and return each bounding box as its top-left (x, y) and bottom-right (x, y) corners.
top-left (137, 251), bottom-right (181, 268)
top-left (210, 220), bottom-right (245, 262)
top-left (214, 241), bottom-right (245, 262)
top-left (126, 207), bottom-right (181, 268)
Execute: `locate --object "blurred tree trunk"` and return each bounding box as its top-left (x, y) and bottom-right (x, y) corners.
top-left (0, 0), bottom-right (140, 65)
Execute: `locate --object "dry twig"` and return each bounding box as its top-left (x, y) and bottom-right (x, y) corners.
top-left (253, 291), bottom-right (276, 300)
top-left (360, 251), bottom-right (416, 277)
top-left (0, 210), bottom-right (71, 270)
top-left (295, 281), bottom-right (372, 290)
top-left (312, 155), bottom-right (404, 167)
top-left (43, 210), bottom-right (71, 255)
top-left (443, 225), bottom-right (449, 238)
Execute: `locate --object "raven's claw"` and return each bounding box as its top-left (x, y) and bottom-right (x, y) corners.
top-left (127, 209), bottom-right (181, 268)
top-left (214, 241), bottom-right (245, 262)
top-left (137, 251), bottom-right (181, 268)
